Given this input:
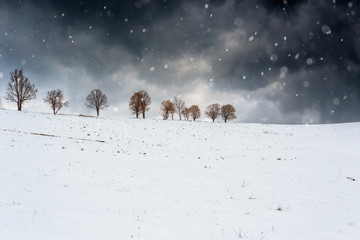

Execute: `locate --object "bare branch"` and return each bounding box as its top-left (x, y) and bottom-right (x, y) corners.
top-left (85, 89), bottom-right (108, 116)
top-left (43, 89), bottom-right (68, 114)
top-left (129, 90), bottom-right (151, 119)
top-left (221, 104), bottom-right (236, 123)
top-left (174, 96), bottom-right (185, 120)
top-left (189, 105), bottom-right (201, 121)
top-left (205, 103), bottom-right (220, 122)
top-left (160, 99), bottom-right (175, 120)
top-left (181, 107), bottom-right (190, 121)
top-left (5, 69), bottom-right (37, 111)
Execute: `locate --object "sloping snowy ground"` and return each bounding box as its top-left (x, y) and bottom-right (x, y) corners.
top-left (0, 109), bottom-right (359, 240)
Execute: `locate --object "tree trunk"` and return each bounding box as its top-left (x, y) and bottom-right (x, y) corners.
top-left (212, 119), bottom-right (215, 122)
top-left (17, 102), bottom-right (21, 111)
top-left (178, 111), bottom-right (181, 120)
top-left (142, 111), bottom-right (145, 119)
top-left (225, 118), bottom-right (227, 123)
top-left (97, 108), bottom-right (99, 116)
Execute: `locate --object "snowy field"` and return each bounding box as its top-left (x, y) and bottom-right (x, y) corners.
top-left (0, 109), bottom-right (359, 240)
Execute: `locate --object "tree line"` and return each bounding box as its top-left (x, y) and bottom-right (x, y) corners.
top-left (2, 68), bottom-right (236, 122)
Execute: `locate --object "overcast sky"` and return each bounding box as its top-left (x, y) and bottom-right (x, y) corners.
top-left (0, 0), bottom-right (359, 123)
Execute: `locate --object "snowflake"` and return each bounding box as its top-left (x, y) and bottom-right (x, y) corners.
top-left (321, 25), bottom-right (331, 35)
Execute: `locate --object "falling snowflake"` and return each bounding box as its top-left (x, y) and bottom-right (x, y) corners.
top-left (280, 66), bottom-right (288, 78)
top-left (306, 58), bottom-right (314, 65)
top-left (321, 25), bottom-right (331, 35)
top-left (270, 54), bottom-right (278, 62)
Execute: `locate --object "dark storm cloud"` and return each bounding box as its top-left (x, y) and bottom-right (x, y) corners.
top-left (0, 0), bottom-right (359, 123)
top-left (207, 0), bottom-right (360, 122)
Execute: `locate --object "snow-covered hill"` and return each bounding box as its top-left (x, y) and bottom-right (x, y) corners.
top-left (0, 109), bottom-right (359, 240)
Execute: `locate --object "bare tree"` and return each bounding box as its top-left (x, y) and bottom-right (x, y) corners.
top-left (129, 92), bottom-right (142, 118)
top-left (85, 89), bottom-right (108, 116)
top-left (129, 90), bottom-right (151, 119)
top-left (44, 89), bottom-right (68, 114)
top-left (160, 99), bottom-right (175, 120)
top-left (5, 68), bottom-right (37, 111)
top-left (181, 107), bottom-right (190, 121)
top-left (174, 96), bottom-right (185, 120)
top-left (139, 90), bottom-right (151, 119)
top-left (221, 104), bottom-right (236, 123)
top-left (205, 103), bottom-right (220, 122)
top-left (189, 105), bottom-right (201, 121)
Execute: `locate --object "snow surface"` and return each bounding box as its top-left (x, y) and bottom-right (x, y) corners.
top-left (0, 109), bottom-right (359, 240)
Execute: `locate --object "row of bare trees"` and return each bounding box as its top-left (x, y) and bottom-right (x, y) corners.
top-left (205, 103), bottom-right (236, 123)
top-left (160, 96), bottom-right (236, 122)
top-left (3, 69), bottom-right (108, 116)
top-left (3, 69), bottom-right (236, 122)
top-left (160, 97), bottom-right (202, 121)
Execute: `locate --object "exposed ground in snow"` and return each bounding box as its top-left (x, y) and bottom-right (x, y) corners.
top-left (0, 109), bottom-right (359, 240)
